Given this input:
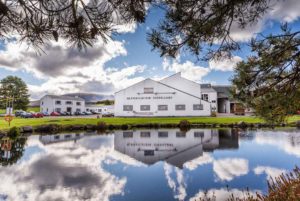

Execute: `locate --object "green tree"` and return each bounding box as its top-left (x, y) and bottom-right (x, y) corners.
top-left (0, 76), bottom-right (30, 111)
top-left (231, 26), bottom-right (300, 123)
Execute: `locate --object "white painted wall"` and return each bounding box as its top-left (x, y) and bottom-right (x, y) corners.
top-left (40, 96), bottom-right (85, 114)
top-left (115, 77), bottom-right (211, 117)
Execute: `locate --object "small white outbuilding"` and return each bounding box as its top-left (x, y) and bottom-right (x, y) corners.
top-left (40, 95), bottom-right (85, 114)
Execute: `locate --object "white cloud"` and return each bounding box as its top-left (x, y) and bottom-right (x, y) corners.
top-left (0, 38), bottom-right (146, 99)
top-left (164, 163), bottom-right (187, 201)
top-left (189, 188), bottom-right (260, 201)
top-left (0, 135), bottom-right (127, 201)
top-left (184, 153), bottom-right (213, 170)
top-left (213, 158), bottom-right (249, 181)
top-left (254, 166), bottom-right (286, 180)
top-left (229, 0), bottom-right (300, 42)
top-left (254, 130), bottom-right (300, 158)
top-left (162, 58), bottom-right (210, 82)
top-left (209, 56), bottom-right (243, 71)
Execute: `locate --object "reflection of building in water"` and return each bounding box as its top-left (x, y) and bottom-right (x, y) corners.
top-left (39, 133), bottom-right (85, 145)
top-left (114, 129), bottom-right (238, 168)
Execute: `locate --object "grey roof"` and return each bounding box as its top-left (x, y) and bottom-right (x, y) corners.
top-left (44, 95), bottom-right (85, 101)
top-left (200, 84), bottom-right (217, 93)
top-left (212, 85), bottom-right (232, 99)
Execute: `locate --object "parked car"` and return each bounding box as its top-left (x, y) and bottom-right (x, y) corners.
top-left (20, 112), bottom-right (33, 118)
top-left (32, 112), bottom-right (44, 118)
top-left (91, 110), bottom-right (100, 114)
top-left (42, 112), bottom-right (50, 116)
top-left (74, 111), bottom-right (84, 115)
top-left (58, 111), bottom-right (67, 116)
top-left (85, 111), bottom-right (93, 115)
top-left (15, 110), bottom-right (25, 117)
top-left (50, 112), bottom-right (60, 116)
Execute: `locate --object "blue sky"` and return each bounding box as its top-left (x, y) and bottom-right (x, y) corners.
top-left (0, 1), bottom-right (300, 99)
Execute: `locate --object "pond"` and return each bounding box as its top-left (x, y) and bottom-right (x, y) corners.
top-left (0, 128), bottom-right (299, 201)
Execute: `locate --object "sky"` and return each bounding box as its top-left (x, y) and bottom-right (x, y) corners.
top-left (1, 0), bottom-right (300, 100)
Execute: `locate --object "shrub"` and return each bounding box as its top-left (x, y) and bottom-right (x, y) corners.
top-left (97, 121), bottom-right (107, 131)
top-left (7, 127), bottom-right (21, 139)
top-left (197, 167), bottom-right (300, 201)
top-left (211, 111), bottom-right (217, 117)
top-left (121, 124), bottom-right (129, 130)
top-left (178, 120), bottom-right (191, 132)
top-left (35, 124), bottom-right (62, 133)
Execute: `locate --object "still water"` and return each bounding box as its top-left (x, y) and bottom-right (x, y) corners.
top-left (0, 128), bottom-right (299, 201)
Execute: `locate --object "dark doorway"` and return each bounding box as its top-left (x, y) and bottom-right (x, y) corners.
top-left (66, 107), bottom-right (72, 113)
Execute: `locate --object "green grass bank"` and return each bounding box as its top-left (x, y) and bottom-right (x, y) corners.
top-left (1, 115), bottom-right (300, 130)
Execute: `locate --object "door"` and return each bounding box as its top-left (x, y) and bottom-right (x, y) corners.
top-left (66, 107), bottom-right (72, 113)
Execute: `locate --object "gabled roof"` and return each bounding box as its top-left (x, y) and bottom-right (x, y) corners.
top-left (212, 85), bottom-right (232, 99)
top-left (200, 84), bottom-right (217, 93)
top-left (42, 95), bottom-right (85, 101)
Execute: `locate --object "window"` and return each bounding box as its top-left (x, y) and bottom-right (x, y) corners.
top-left (158, 131), bottom-right (168, 138)
top-left (66, 101), bottom-right (72, 105)
top-left (123, 105), bottom-right (133, 111)
top-left (201, 94), bottom-right (209, 101)
top-left (175, 105), bottom-right (186, 110)
top-left (123, 131), bottom-right (133, 138)
top-left (144, 150), bottom-right (154, 156)
top-left (76, 108), bottom-right (81, 112)
top-left (176, 131), bottom-right (186, 138)
top-left (140, 105), bottom-right (150, 111)
top-left (55, 108), bottom-right (61, 112)
top-left (65, 134), bottom-right (71, 138)
top-left (55, 100), bottom-right (61, 105)
top-left (98, 109), bottom-right (102, 112)
top-left (144, 87), bottom-right (154, 94)
top-left (54, 135), bottom-right (60, 140)
top-left (212, 100), bottom-right (216, 103)
top-left (76, 102), bottom-right (81, 106)
top-left (140, 131), bottom-right (150, 138)
top-left (158, 105), bottom-right (168, 111)
top-left (193, 104), bottom-right (203, 110)
top-left (194, 132), bottom-right (204, 138)
top-left (41, 101), bottom-right (43, 105)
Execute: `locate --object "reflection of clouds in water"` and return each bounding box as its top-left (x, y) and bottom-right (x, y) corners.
top-left (164, 163), bottom-right (187, 201)
top-left (254, 166), bottom-right (286, 180)
top-left (213, 158), bottom-right (249, 181)
top-left (184, 153), bottom-right (213, 170)
top-left (255, 130), bottom-right (300, 157)
top-left (189, 188), bottom-right (260, 201)
top-left (0, 135), bottom-right (130, 201)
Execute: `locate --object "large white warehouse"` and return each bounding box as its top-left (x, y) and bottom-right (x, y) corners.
top-left (115, 73), bottom-right (218, 117)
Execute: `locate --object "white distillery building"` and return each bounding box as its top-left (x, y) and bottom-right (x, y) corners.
top-left (40, 95), bottom-right (85, 114)
top-left (115, 73), bottom-right (217, 117)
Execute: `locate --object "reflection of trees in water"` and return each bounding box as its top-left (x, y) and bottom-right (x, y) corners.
top-left (0, 137), bottom-right (27, 166)
top-left (289, 135), bottom-right (300, 147)
top-left (218, 129), bottom-right (239, 149)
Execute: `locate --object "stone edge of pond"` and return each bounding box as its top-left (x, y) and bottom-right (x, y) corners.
top-left (0, 120), bottom-right (300, 136)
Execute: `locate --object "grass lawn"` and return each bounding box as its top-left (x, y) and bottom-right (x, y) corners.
top-left (0, 115), bottom-right (300, 130)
